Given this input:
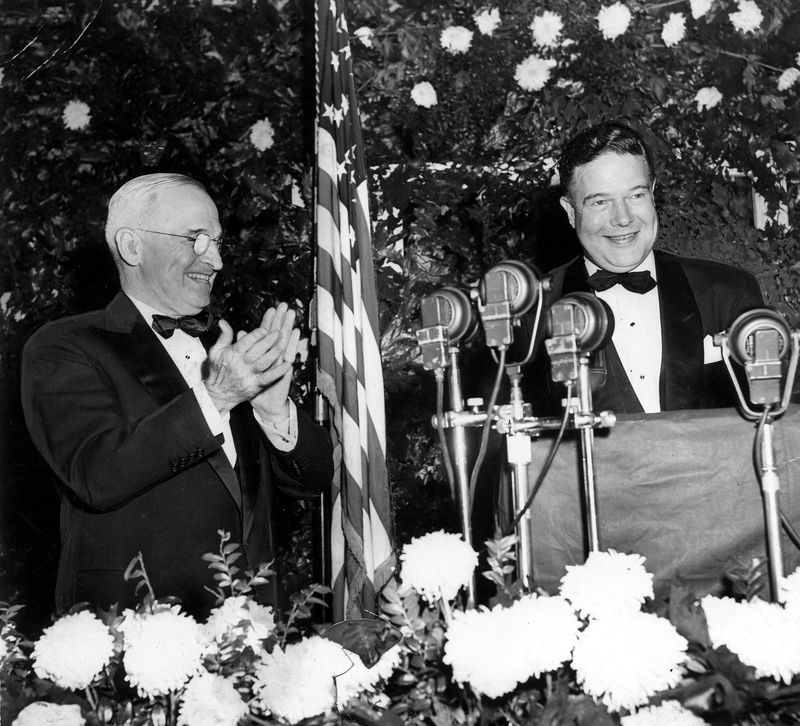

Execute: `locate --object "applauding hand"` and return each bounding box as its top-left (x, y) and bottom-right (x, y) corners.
top-left (204, 315), bottom-right (293, 415)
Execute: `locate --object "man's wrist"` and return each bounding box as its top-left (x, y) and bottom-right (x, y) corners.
top-left (254, 399), bottom-right (291, 424)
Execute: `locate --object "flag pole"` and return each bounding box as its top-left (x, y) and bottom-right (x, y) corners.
top-left (311, 0), bottom-right (333, 608)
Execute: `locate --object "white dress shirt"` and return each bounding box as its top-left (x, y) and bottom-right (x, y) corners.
top-left (585, 252), bottom-right (662, 413)
top-left (128, 296), bottom-right (297, 467)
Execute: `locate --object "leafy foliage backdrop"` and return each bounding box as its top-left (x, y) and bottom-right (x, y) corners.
top-left (1, 0), bottom-right (799, 632)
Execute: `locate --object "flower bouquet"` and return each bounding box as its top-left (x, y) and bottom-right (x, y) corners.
top-left (4, 528), bottom-right (800, 725)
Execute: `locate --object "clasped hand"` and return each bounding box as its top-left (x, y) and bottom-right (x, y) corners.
top-left (204, 302), bottom-right (303, 418)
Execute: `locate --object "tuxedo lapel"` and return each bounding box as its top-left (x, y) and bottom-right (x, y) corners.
top-left (92, 300), bottom-right (189, 406)
top-left (655, 252), bottom-right (704, 409)
top-left (89, 292), bottom-right (243, 512)
top-left (229, 405), bottom-right (261, 540)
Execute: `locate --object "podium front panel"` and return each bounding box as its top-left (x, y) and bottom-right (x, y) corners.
top-left (527, 405), bottom-right (800, 599)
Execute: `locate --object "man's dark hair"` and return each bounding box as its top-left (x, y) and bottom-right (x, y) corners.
top-left (557, 122), bottom-right (656, 200)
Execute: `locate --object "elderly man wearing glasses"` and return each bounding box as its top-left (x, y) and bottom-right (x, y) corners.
top-left (21, 173), bottom-right (334, 618)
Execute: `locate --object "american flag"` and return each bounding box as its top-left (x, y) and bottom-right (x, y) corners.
top-left (314, 0), bottom-right (396, 620)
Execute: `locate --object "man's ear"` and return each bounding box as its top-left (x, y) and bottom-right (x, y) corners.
top-left (114, 228), bottom-right (142, 267)
top-left (559, 196), bottom-right (577, 228)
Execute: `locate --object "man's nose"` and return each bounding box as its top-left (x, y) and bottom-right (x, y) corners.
top-left (200, 241), bottom-right (224, 271)
top-left (610, 199), bottom-right (633, 226)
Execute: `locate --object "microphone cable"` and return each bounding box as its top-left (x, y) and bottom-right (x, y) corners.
top-left (434, 369), bottom-right (457, 504)
top-left (468, 346), bottom-right (507, 511)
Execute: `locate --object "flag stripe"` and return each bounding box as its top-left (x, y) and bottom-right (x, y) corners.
top-left (315, 0), bottom-right (395, 620)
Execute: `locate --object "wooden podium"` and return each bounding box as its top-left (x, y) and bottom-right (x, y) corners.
top-left (526, 405), bottom-right (800, 600)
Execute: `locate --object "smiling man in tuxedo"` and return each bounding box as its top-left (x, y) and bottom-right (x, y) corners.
top-left (527, 121), bottom-right (765, 413)
top-left (21, 173), bottom-right (334, 618)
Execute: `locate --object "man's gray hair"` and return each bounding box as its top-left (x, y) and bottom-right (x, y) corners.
top-left (105, 173), bottom-right (206, 248)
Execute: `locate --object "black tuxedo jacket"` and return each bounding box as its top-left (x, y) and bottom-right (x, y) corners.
top-left (21, 292), bottom-right (334, 617)
top-left (515, 251), bottom-right (765, 414)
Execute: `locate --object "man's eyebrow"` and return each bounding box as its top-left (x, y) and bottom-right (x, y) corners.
top-left (581, 184), bottom-right (651, 203)
top-left (581, 192), bottom-right (610, 203)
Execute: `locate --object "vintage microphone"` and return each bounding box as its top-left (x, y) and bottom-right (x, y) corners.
top-left (715, 308), bottom-right (800, 601)
top-left (725, 309), bottom-right (794, 410)
top-left (545, 292), bottom-right (615, 554)
top-left (417, 287), bottom-right (479, 372)
top-left (416, 286), bottom-right (479, 604)
top-left (476, 260), bottom-right (541, 352)
top-left (473, 261), bottom-right (544, 585)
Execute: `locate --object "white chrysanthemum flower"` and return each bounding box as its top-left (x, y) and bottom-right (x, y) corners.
top-left (32, 611), bottom-right (115, 691)
top-left (531, 11), bottom-right (564, 48)
top-left (506, 594), bottom-right (581, 677)
top-left (440, 26), bottom-right (474, 54)
top-left (661, 13), bottom-right (686, 46)
top-left (62, 100), bottom-right (91, 130)
top-left (621, 700), bottom-right (706, 726)
top-left (572, 612), bottom-right (688, 712)
top-left (203, 595), bottom-right (276, 651)
top-left (120, 608), bottom-right (205, 698)
top-left (559, 550), bottom-right (654, 620)
top-left (243, 600), bottom-right (275, 645)
top-left (443, 604), bottom-right (521, 697)
top-left (777, 67), bottom-right (800, 91)
top-left (729, 0), bottom-right (763, 33)
top-left (782, 566), bottom-right (800, 611)
top-left (695, 86), bottom-right (723, 111)
top-left (444, 595), bottom-right (579, 697)
top-left (690, 0), bottom-right (713, 19)
top-left (253, 636), bottom-right (351, 722)
top-left (336, 644), bottom-right (402, 708)
top-left (12, 702), bottom-right (86, 726)
top-left (597, 2), bottom-right (632, 40)
top-left (474, 8), bottom-right (501, 36)
top-left (514, 54), bottom-right (557, 92)
top-left (203, 595), bottom-right (250, 641)
top-left (354, 27), bottom-right (374, 47)
top-left (178, 671), bottom-right (249, 726)
top-left (249, 118), bottom-right (275, 152)
top-left (411, 82), bottom-right (438, 108)
top-left (702, 595), bottom-right (800, 683)
top-left (400, 531), bottom-right (478, 603)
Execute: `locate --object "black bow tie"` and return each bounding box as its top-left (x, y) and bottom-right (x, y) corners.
top-left (586, 269), bottom-right (657, 294)
top-left (152, 312), bottom-right (213, 339)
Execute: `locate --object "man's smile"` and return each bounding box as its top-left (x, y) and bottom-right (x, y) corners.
top-left (188, 272), bottom-right (213, 285)
top-left (604, 231), bottom-right (638, 243)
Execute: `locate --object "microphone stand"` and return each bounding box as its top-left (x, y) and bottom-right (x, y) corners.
top-left (447, 344), bottom-right (477, 607)
top-left (716, 330), bottom-right (800, 602)
top-left (577, 354), bottom-right (601, 553)
top-left (759, 413), bottom-right (784, 602)
top-left (501, 365), bottom-right (535, 586)
top-left (418, 322), bottom-right (476, 606)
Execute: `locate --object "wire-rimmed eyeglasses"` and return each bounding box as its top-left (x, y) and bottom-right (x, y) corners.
top-left (134, 228), bottom-right (227, 258)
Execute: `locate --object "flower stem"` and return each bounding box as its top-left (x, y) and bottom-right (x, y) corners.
top-left (248, 715), bottom-right (272, 725)
top-left (84, 685), bottom-right (97, 711)
top-left (441, 597), bottom-right (453, 625)
top-left (644, 0), bottom-right (685, 9)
